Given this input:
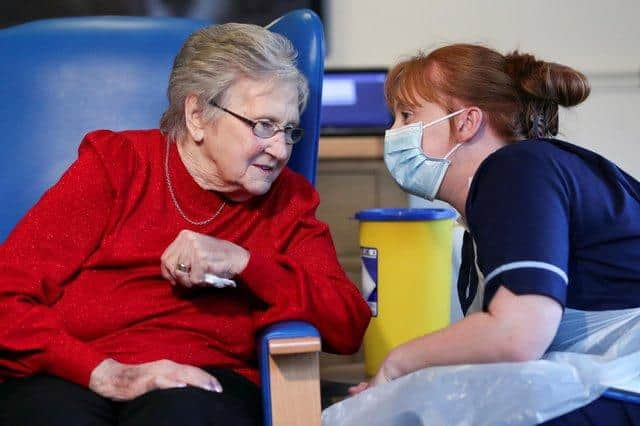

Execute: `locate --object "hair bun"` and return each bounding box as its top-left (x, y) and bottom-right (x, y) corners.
top-left (504, 51), bottom-right (590, 107)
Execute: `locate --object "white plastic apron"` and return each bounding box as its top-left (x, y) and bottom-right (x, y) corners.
top-left (322, 307), bottom-right (640, 426)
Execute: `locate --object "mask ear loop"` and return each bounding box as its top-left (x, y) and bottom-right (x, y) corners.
top-left (419, 108), bottom-right (468, 159)
top-left (422, 108), bottom-right (468, 130)
top-left (444, 142), bottom-right (463, 160)
top-left (440, 109), bottom-right (468, 160)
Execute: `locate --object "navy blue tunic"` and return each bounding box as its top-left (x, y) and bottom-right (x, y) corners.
top-left (457, 138), bottom-right (640, 314)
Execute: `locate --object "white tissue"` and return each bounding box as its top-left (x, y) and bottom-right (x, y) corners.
top-left (203, 273), bottom-right (236, 289)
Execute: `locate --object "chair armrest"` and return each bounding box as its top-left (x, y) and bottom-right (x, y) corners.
top-left (259, 321), bottom-right (322, 426)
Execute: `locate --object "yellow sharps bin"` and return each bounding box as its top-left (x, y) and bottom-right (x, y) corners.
top-left (355, 208), bottom-right (456, 377)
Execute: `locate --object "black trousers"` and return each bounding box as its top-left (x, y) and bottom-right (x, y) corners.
top-left (0, 367), bottom-right (262, 426)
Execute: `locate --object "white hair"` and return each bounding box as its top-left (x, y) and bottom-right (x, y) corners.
top-left (160, 23), bottom-right (309, 143)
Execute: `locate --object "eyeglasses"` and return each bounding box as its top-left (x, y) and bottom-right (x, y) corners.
top-left (209, 101), bottom-right (304, 145)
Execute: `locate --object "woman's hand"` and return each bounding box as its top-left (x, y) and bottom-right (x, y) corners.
top-left (347, 371), bottom-right (388, 396)
top-left (89, 358), bottom-right (223, 401)
top-left (348, 381), bottom-right (370, 395)
top-left (348, 353), bottom-right (402, 396)
top-left (160, 230), bottom-right (250, 288)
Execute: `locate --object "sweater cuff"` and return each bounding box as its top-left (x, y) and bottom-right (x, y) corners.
top-left (238, 252), bottom-right (284, 301)
top-left (46, 333), bottom-right (107, 387)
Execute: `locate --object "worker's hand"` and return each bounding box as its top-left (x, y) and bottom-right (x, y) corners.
top-left (160, 229), bottom-right (249, 288)
top-left (348, 381), bottom-right (369, 395)
top-left (348, 355), bottom-right (400, 396)
top-left (89, 358), bottom-right (222, 401)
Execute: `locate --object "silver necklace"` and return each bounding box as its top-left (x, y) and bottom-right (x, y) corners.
top-left (164, 139), bottom-right (225, 226)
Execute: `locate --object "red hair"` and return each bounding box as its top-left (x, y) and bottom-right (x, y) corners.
top-left (385, 44), bottom-right (590, 141)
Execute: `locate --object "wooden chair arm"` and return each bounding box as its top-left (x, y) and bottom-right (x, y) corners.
top-left (259, 321), bottom-right (322, 426)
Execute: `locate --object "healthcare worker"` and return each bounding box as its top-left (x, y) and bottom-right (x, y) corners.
top-left (349, 44), bottom-right (640, 424)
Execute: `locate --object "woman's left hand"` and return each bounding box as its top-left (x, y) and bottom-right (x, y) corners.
top-left (348, 354), bottom-right (400, 396)
top-left (160, 229), bottom-right (250, 288)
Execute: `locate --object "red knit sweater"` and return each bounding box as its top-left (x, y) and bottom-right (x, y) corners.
top-left (0, 129), bottom-right (371, 386)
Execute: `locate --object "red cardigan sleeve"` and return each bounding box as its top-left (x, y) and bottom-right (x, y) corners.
top-left (0, 135), bottom-right (116, 386)
top-left (239, 174), bottom-right (371, 354)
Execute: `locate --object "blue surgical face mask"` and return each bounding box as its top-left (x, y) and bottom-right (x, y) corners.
top-left (384, 109), bottom-right (466, 200)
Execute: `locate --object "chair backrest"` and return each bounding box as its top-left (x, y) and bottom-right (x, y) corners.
top-left (0, 9), bottom-right (325, 242)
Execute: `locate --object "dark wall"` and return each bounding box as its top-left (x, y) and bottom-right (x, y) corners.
top-left (0, 0), bottom-right (324, 28)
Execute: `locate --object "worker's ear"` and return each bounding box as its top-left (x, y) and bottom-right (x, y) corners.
top-left (454, 107), bottom-right (483, 142)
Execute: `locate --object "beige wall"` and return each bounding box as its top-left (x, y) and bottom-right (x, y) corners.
top-left (323, 0), bottom-right (640, 177)
top-left (325, 0), bottom-right (640, 72)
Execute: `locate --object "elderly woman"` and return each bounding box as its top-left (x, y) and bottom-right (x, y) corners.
top-left (0, 23), bottom-right (370, 426)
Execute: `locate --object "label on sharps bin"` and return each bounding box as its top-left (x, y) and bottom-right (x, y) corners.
top-left (361, 246), bottom-right (378, 316)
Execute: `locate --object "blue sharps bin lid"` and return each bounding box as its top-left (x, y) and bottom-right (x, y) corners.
top-left (354, 208), bottom-right (456, 221)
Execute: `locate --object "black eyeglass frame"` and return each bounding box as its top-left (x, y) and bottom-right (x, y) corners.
top-left (209, 101), bottom-right (304, 145)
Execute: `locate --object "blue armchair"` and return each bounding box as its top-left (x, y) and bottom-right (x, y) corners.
top-left (0, 9), bottom-right (324, 426)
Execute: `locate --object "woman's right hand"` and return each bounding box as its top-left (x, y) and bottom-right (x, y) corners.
top-left (89, 358), bottom-right (223, 401)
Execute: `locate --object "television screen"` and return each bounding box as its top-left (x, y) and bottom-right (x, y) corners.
top-left (321, 69), bottom-right (393, 136)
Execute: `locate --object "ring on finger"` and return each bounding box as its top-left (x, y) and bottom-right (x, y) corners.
top-left (176, 262), bottom-right (191, 274)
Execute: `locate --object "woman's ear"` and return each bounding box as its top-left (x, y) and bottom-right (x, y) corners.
top-left (184, 94), bottom-right (205, 143)
top-left (456, 107), bottom-right (483, 142)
